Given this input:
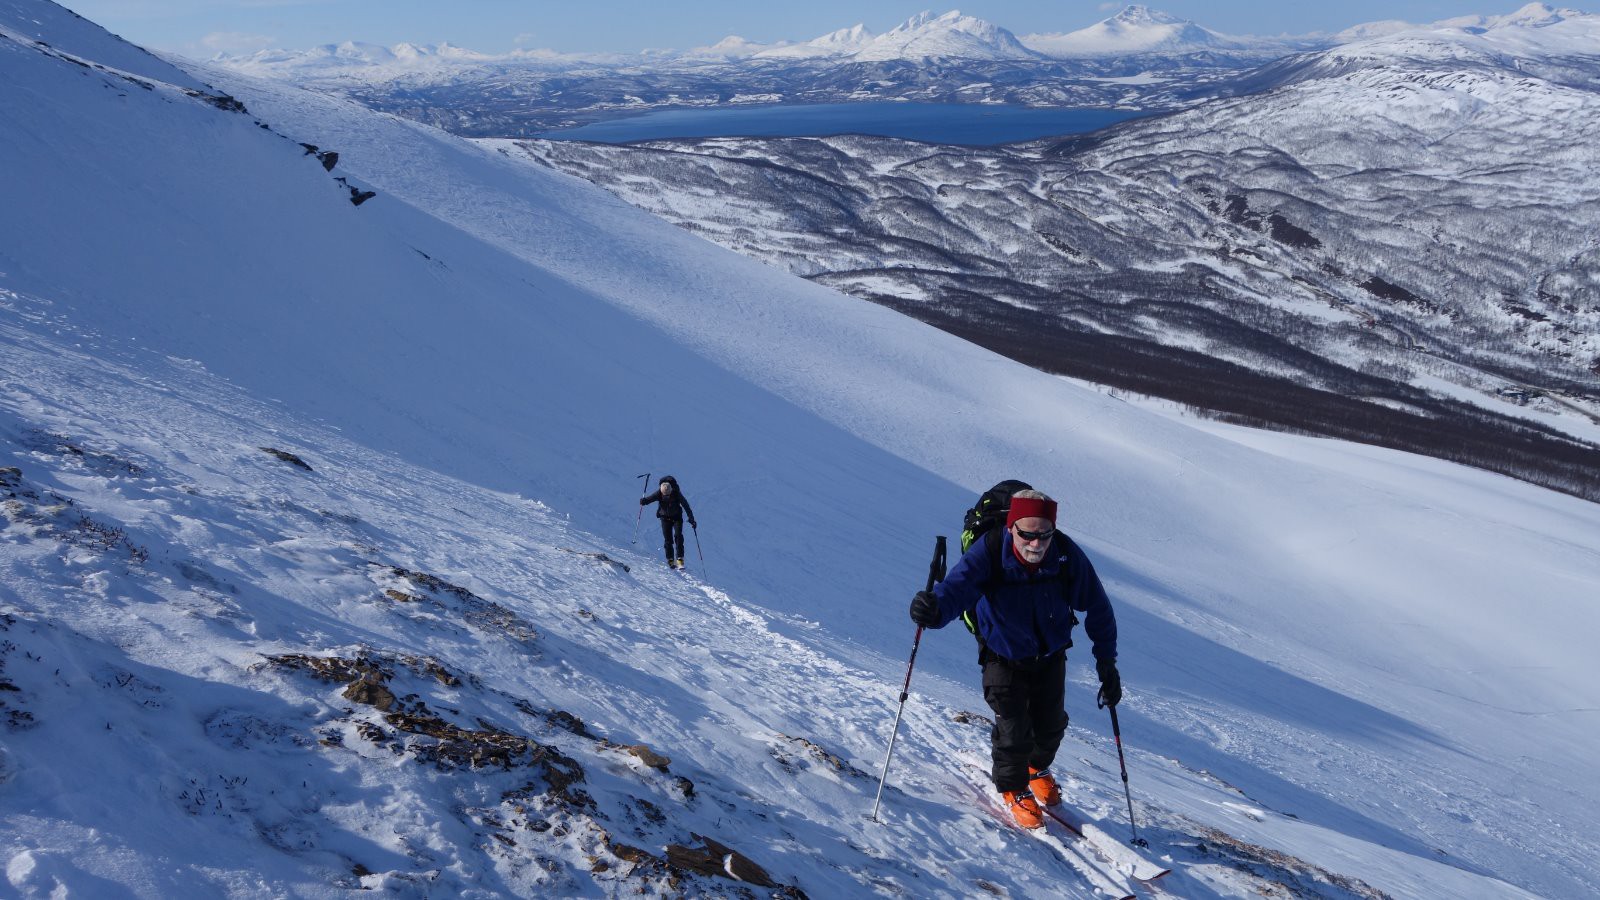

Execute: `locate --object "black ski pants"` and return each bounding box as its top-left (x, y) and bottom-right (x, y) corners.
top-left (659, 517), bottom-right (685, 562)
top-left (981, 647), bottom-right (1068, 793)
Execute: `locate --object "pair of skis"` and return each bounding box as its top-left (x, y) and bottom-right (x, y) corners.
top-left (1043, 800), bottom-right (1169, 883)
top-left (1006, 798), bottom-right (1169, 899)
top-left (965, 763), bottom-right (1168, 898)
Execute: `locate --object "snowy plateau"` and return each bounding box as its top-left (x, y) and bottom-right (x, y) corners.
top-left (3, 2), bottom-right (1600, 900)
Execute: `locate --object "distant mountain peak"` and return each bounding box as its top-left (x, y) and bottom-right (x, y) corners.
top-left (852, 9), bottom-right (1040, 61)
top-left (1498, 2), bottom-right (1577, 25)
top-left (895, 9), bottom-right (955, 30)
top-left (1108, 5), bottom-right (1187, 26)
top-left (883, 9), bottom-right (994, 36)
top-left (754, 23), bottom-right (874, 59)
top-left (1022, 5), bottom-right (1231, 58)
top-left (690, 34), bottom-right (779, 58)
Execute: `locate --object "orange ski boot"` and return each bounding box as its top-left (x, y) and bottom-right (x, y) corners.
top-left (1028, 767), bottom-right (1061, 807)
top-left (1002, 788), bottom-right (1044, 829)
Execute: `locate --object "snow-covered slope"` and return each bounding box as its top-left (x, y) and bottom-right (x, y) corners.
top-left (1259, 2), bottom-right (1600, 91)
top-left (4, 2), bottom-right (1600, 897)
top-left (0, 0), bottom-right (206, 87)
top-left (1348, 1), bottom-right (1591, 39)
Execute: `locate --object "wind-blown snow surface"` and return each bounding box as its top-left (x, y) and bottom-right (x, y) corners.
top-left (3, 3), bottom-right (1600, 897)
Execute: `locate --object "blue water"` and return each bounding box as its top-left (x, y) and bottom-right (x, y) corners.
top-left (541, 102), bottom-right (1147, 146)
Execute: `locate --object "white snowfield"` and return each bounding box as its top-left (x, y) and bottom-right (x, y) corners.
top-left (2, 2), bottom-right (1599, 898)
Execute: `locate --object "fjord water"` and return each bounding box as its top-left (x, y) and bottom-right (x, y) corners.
top-left (540, 101), bottom-right (1148, 145)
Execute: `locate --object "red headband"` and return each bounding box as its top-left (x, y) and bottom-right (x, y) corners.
top-left (1007, 496), bottom-right (1057, 528)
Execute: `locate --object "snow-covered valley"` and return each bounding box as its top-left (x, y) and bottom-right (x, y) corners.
top-left (4, 2), bottom-right (1600, 897)
top-left (523, 11), bottom-right (1600, 502)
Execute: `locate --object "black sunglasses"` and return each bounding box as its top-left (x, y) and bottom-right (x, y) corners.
top-left (1012, 525), bottom-right (1055, 543)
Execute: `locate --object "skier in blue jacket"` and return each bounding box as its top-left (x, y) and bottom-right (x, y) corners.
top-left (910, 489), bottom-right (1120, 829)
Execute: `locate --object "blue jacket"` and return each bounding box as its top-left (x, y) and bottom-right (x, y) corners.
top-left (931, 530), bottom-right (1118, 663)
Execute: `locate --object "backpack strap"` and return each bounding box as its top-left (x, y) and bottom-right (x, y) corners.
top-left (983, 527), bottom-right (1005, 587)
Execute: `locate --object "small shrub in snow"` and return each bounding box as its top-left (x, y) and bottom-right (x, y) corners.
top-left (257, 447), bottom-right (313, 471)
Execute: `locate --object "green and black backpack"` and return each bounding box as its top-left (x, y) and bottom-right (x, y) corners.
top-left (957, 479), bottom-right (1032, 636)
top-left (956, 479), bottom-right (1082, 642)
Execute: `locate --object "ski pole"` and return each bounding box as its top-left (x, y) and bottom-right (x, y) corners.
top-left (691, 523), bottom-right (705, 577)
top-left (1099, 692), bottom-right (1148, 848)
top-left (631, 472), bottom-right (650, 543)
top-left (871, 535), bottom-right (947, 823)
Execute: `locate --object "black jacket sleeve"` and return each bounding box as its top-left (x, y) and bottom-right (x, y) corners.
top-left (640, 489), bottom-right (660, 507)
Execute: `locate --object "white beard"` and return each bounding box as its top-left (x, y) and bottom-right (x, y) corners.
top-left (1017, 540), bottom-right (1048, 564)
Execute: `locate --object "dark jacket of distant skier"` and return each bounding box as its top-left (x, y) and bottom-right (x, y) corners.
top-left (640, 475), bottom-right (696, 569)
top-left (909, 489), bottom-right (1119, 830)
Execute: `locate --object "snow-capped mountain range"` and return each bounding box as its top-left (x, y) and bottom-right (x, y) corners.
top-left (207, 5), bottom-right (1596, 137)
top-left (5, 0), bottom-right (1600, 897)
top-left (211, 5), bottom-right (1396, 73)
top-left (195, 6), bottom-right (1304, 136)
top-left (1337, 1), bottom-right (1588, 39)
top-left (215, 4), bottom-right (1589, 76)
top-left (218, 7), bottom-right (1189, 72)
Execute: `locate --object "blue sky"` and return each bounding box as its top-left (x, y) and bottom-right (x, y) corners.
top-left (64, 1), bottom-right (1534, 56)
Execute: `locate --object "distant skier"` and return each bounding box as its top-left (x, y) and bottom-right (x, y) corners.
top-left (640, 475), bottom-right (696, 569)
top-left (909, 489), bottom-right (1120, 829)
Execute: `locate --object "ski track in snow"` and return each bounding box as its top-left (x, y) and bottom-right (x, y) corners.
top-left (0, 317), bottom-right (1171, 898)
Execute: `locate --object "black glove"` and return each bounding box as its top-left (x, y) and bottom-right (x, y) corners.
top-left (909, 590), bottom-right (941, 627)
top-left (1095, 658), bottom-right (1122, 707)
top-left (639, 496), bottom-right (649, 506)
top-left (689, 519), bottom-right (697, 529)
